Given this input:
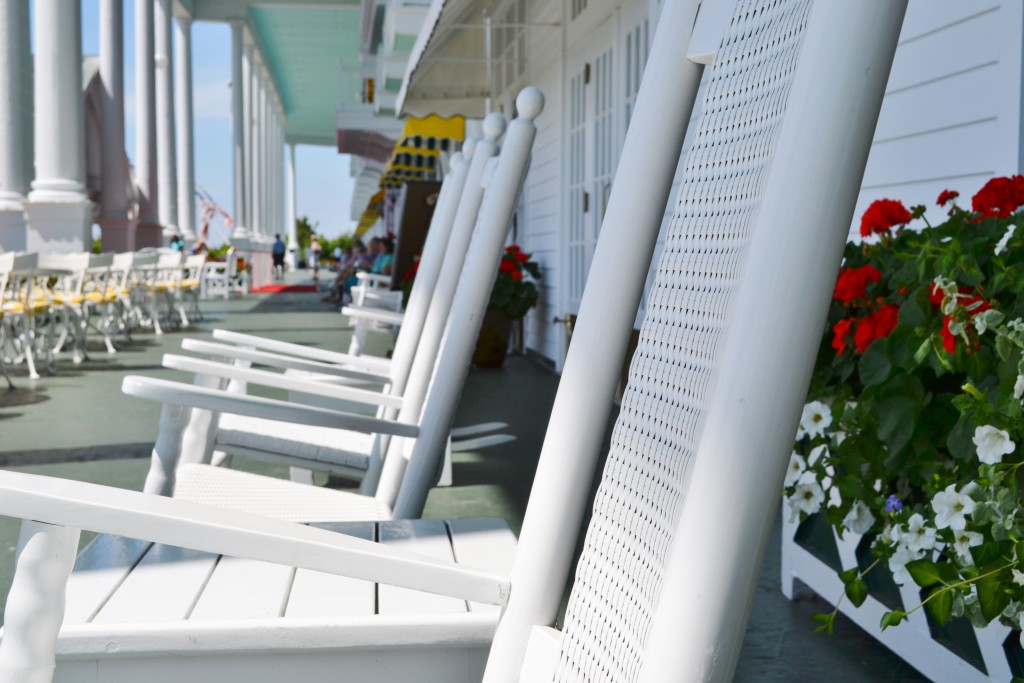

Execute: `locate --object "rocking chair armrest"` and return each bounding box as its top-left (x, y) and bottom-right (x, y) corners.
top-left (162, 354), bottom-right (404, 410)
top-left (360, 290), bottom-right (402, 305)
top-left (355, 272), bottom-right (392, 287)
top-left (182, 339), bottom-right (392, 382)
top-left (121, 376), bottom-right (418, 438)
top-left (342, 305), bottom-right (405, 325)
top-left (0, 470), bottom-right (508, 606)
top-left (210, 329), bottom-right (393, 373)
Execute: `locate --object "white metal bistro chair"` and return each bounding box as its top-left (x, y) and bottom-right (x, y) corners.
top-left (0, 253), bottom-right (54, 379)
top-left (0, 2), bottom-right (906, 681)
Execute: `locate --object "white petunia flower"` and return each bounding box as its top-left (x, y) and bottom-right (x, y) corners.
top-left (931, 483), bottom-right (977, 531)
top-left (843, 500), bottom-right (877, 535)
top-left (995, 224), bottom-right (1017, 255)
top-left (789, 480), bottom-right (825, 517)
top-left (799, 401), bottom-right (832, 439)
top-left (827, 485), bottom-right (842, 508)
top-left (808, 443), bottom-right (829, 466)
top-left (973, 425), bottom-right (1016, 465)
top-left (952, 529), bottom-right (983, 564)
top-left (1013, 569), bottom-right (1024, 586)
top-left (1015, 375), bottom-right (1024, 400)
top-left (784, 453), bottom-right (806, 487)
top-left (889, 544), bottom-right (926, 586)
top-left (903, 513), bottom-right (937, 552)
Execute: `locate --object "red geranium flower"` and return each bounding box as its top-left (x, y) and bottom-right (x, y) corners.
top-left (834, 264), bottom-right (882, 304)
top-left (940, 315), bottom-right (957, 354)
top-left (853, 317), bottom-right (875, 353)
top-left (851, 304), bottom-right (900, 353)
top-left (514, 251), bottom-right (529, 264)
top-left (499, 259), bottom-right (515, 274)
top-left (505, 245), bottom-right (521, 253)
top-left (860, 199), bottom-right (913, 238)
top-left (936, 189), bottom-right (959, 207)
top-left (971, 175), bottom-right (1024, 219)
top-left (831, 318), bottom-right (855, 355)
top-left (510, 268), bottom-right (522, 282)
top-left (872, 304), bottom-right (899, 339)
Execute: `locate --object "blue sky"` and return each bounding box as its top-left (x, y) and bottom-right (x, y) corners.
top-left (76, 1), bottom-right (356, 240)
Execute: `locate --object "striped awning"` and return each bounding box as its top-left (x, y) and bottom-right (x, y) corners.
top-left (355, 188), bottom-right (386, 237)
top-left (379, 114), bottom-right (465, 188)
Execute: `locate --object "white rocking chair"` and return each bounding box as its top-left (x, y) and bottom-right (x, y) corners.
top-left (0, 1), bottom-right (907, 681)
top-left (125, 110), bottom-right (526, 504)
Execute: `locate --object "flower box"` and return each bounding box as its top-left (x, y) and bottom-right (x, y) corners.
top-left (782, 510), bottom-right (1022, 681)
top-left (780, 181), bottom-right (1024, 681)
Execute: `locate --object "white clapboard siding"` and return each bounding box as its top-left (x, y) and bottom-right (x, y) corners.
top-left (854, 0), bottom-right (1023, 231)
top-left (520, 0), bottom-right (564, 365)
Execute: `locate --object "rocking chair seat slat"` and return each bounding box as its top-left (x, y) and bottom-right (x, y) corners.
top-left (46, 518), bottom-right (514, 682)
top-left (173, 464), bottom-right (391, 523)
top-left (214, 413), bottom-right (377, 471)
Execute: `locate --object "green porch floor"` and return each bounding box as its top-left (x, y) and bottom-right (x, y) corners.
top-left (0, 273), bottom-right (926, 682)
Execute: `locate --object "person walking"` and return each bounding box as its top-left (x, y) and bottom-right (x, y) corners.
top-left (272, 234), bottom-right (287, 280)
top-left (310, 235), bottom-right (322, 282)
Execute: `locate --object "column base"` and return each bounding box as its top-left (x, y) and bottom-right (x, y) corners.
top-left (162, 223), bottom-right (180, 245)
top-left (24, 200), bottom-right (93, 254)
top-left (135, 221), bottom-right (164, 249)
top-left (99, 217), bottom-right (139, 253)
top-left (0, 206), bottom-right (28, 252)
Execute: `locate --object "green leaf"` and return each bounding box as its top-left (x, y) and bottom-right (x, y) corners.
top-left (970, 542), bottom-right (1004, 568)
top-left (880, 610), bottom-right (906, 630)
top-left (905, 559), bottom-right (942, 587)
top-left (877, 396), bottom-right (916, 456)
top-left (859, 342), bottom-right (891, 386)
top-left (845, 578), bottom-right (869, 607)
top-left (946, 418), bottom-right (978, 461)
top-left (1013, 541), bottom-right (1024, 561)
top-left (925, 587), bottom-right (954, 627)
top-left (812, 612), bottom-right (835, 636)
top-left (913, 338), bottom-right (932, 365)
top-left (976, 565), bottom-right (1010, 622)
top-left (838, 568), bottom-right (859, 584)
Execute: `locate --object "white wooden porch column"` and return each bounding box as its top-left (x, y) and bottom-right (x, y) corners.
top-left (230, 21), bottom-right (248, 241)
top-left (134, 0), bottom-right (160, 247)
top-left (250, 67), bottom-right (263, 239)
top-left (286, 142), bottom-right (297, 269)
top-left (0, 0), bottom-right (30, 252)
top-left (174, 13), bottom-right (196, 244)
top-left (155, 0), bottom-right (178, 244)
top-left (275, 107), bottom-right (284, 238)
top-left (240, 40), bottom-right (253, 232)
top-left (24, 0), bottom-right (92, 254)
top-left (98, 0), bottom-right (135, 252)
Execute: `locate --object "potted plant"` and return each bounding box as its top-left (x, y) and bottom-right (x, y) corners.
top-left (783, 177), bottom-right (1024, 670)
top-left (399, 245), bottom-right (541, 367)
top-left (470, 245), bottom-right (542, 367)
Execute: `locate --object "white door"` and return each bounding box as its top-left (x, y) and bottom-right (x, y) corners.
top-left (557, 5), bottom-right (651, 369)
top-left (563, 16), bottom-right (617, 317)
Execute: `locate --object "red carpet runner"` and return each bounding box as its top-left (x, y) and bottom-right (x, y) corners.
top-left (248, 284), bottom-right (319, 294)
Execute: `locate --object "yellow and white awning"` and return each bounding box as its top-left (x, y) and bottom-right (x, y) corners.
top-left (379, 114), bottom-right (465, 188)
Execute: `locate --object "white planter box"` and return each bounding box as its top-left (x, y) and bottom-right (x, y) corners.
top-left (781, 508), bottom-right (1021, 681)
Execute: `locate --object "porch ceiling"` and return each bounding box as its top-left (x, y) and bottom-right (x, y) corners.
top-left (397, 0), bottom-right (497, 118)
top-left (190, 0), bottom-right (363, 146)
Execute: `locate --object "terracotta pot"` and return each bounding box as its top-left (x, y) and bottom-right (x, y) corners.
top-left (473, 309), bottom-right (514, 368)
